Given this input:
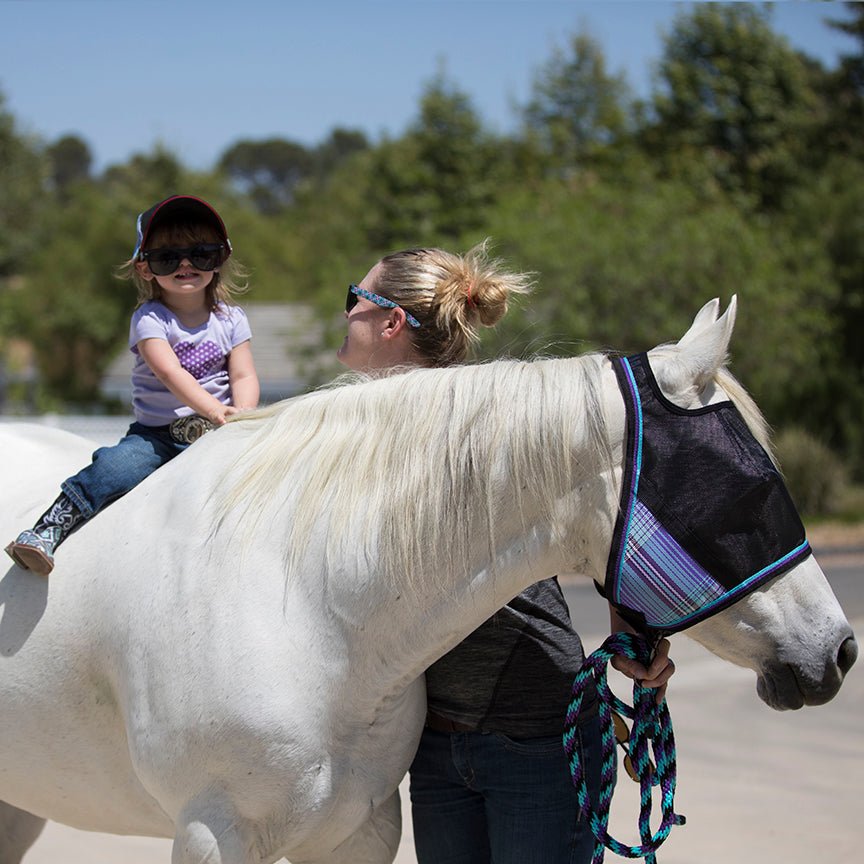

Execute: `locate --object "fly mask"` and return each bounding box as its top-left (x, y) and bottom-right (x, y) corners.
top-left (603, 352), bottom-right (811, 638)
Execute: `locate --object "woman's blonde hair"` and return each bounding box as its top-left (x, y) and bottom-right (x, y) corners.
top-left (117, 218), bottom-right (248, 310)
top-left (374, 239), bottom-right (534, 366)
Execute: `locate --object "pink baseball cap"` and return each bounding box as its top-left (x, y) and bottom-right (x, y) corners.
top-left (132, 195), bottom-right (230, 259)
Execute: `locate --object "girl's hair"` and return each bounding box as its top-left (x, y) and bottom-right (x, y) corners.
top-left (375, 239), bottom-right (534, 366)
top-left (117, 217), bottom-right (248, 310)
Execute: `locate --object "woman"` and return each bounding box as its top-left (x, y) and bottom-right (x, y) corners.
top-left (337, 240), bottom-right (674, 864)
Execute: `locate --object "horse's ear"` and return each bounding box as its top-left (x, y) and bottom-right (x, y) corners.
top-left (680, 297), bottom-right (722, 340)
top-left (676, 295), bottom-right (737, 389)
top-left (652, 297), bottom-right (737, 402)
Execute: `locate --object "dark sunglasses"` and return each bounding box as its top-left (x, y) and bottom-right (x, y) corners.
top-left (142, 243), bottom-right (228, 276)
top-left (346, 284), bottom-right (422, 328)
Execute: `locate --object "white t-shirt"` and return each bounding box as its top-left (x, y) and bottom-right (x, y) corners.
top-left (128, 301), bottom-right (252, 426)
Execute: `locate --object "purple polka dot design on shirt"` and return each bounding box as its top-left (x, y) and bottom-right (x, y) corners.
top-left (174, 340), bottom-right (225, 379)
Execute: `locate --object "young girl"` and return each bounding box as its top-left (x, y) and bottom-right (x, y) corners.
top-left (5, 194), bottom-right (260, 576)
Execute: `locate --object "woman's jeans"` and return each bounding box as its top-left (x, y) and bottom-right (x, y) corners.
top-left (62, 422), bottom-right (188, 518)
top-left (409, 709), bottom-right (604, 864)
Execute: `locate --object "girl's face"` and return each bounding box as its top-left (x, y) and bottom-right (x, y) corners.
top-left (337, 262), bottom-right (397, 372)
top-left (135, 224), bottom-right (221, 305)
top-left (142, 262), bottom-right (216, 303)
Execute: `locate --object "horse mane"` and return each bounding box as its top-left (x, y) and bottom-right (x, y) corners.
top-left (212, 344), bottom-right (774, 591)
top-left (215, 354), bottom-right (612, 589)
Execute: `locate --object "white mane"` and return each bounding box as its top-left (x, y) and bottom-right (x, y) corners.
top-left (217, 354), bottom-right (612, 589)
top-left (215, 342), bottom-right (776, 594)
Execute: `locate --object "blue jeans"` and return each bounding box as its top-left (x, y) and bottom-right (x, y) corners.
top-left (409, 711), bottom-right (603, 864)
top-left (62, 422), bottom-right (188, 518)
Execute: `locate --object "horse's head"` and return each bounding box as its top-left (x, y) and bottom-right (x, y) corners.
top-left (605, 298), bottom-right (857, 710)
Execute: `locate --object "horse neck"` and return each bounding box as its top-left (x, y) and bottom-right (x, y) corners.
top-left (203, 355), bottom-right (622, 703)
top-left (313, 355), bottom-right (623, 694)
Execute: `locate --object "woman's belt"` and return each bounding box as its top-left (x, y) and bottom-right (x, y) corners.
top-left (424, 711), bottom-right (476, 733)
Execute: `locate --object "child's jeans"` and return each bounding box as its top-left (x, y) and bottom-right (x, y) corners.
top-left (62, 422), bottom-right (188, 518)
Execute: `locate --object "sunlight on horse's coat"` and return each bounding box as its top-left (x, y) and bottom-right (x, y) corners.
top-left (0, 299), bottom-right (856, 864)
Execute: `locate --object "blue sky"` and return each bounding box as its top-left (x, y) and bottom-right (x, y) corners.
top-left (0, 1), bottom-right (857, 172)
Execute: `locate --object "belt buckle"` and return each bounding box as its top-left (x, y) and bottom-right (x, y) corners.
top-left (169, 415), bottom-right (215, 445)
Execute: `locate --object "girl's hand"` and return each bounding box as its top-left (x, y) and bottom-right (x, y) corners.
top-left (207, 404), bottom-right (239, 425)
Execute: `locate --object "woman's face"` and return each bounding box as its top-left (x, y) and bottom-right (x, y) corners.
top-left (337, 262), bottom-right (405, 372)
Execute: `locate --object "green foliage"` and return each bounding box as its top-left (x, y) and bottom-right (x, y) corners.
top-left (219, 138), bottom-right (315, 214)
top-left (780, 155), bottom-right (864, 471)
top-left (218, 129), bottom-right (369, 215)
top-left (775, 427), bottom-right (848, 518)
top-left (0, 90), bottom-right (49, 397)
top-left (12, 184), bottom-right (136, 402)
top-left (46, 134), bottom-right (92, 196)
top-left (523, 29), bottom-right (633, 171)
top-left (648, 4), bottom-right (821, 209)
top-left (819, 3), bottom-right (864, 160)
top-left (362, 74), bottom-right (503, 248)
top-left (0, 92), bottom-right (48, 279)
top-left (482, 172), bottom-right (837, 429)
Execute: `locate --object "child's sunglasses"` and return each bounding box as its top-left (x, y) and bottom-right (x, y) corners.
top-left (142, 243), bottom-right (228, 276)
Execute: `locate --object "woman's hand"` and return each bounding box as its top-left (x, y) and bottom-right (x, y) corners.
top-left (608, 604), bottom-right (675, 703)
top-left (610, 637), bottom-right (675, 703)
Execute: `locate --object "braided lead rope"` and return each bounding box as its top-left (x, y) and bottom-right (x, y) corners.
top-left (563, 632), bottom-right (686, 864)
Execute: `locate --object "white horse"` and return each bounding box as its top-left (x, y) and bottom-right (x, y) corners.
top-left (0, 300), bottom-right (856, 864)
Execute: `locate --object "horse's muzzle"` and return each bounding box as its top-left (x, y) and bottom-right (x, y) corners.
top-left (758, 632), bottom-right (858, 710)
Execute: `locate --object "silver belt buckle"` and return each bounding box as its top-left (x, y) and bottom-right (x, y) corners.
top-left (169, 415), bottom-right (215, 444)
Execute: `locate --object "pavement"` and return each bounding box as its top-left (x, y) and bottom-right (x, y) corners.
top-left (20, 538), bottom-right (863, 864)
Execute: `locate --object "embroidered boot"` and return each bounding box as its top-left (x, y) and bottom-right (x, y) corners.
top-left (4, 493), bottom-right (86, 576)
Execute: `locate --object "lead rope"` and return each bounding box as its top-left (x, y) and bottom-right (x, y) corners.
top-left (563, 632), bottom-right (686, 863)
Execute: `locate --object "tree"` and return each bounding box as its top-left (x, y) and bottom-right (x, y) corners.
top-left (0, 91), bottom-right (48, 407)
top-left (218, 138), bottom-right (315, 214)
top-left (101, 146), bottom-right (185, 197)
top-left (481, 172), bottom-right (838, 434)
top-left (646, 4), bottom-right (820, 209)
top-left (313, 127), bottom-right (369, 177)
top-left (362, 73), bottom-right (501, 248)
top-left (522, 30), bottom-right (632, 172)
top-left (782, 155), bottom-right (864, 473)
top-left (0, 91), bottom-right (47, 279)
top-left (821, 1), bottom-right (864, 159)
top-left (14, 184), bottom-right (136, 402)
top-left (46, 134), bottom-right (92, 196)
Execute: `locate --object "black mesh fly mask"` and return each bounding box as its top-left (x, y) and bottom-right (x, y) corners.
top-left (603, 353), bottom-right (811, 638)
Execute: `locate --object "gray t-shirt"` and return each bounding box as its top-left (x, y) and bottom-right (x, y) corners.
top-left (424, 577), bottom-right (596, 737)
top-left (128, 301), bottom-right (252, 425)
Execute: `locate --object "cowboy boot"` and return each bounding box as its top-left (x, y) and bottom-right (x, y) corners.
top-left (4, 493), bottom-right (86, 576)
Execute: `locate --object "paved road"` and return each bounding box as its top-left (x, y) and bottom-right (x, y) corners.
top-left (22, 560), bottom-right (862, 864)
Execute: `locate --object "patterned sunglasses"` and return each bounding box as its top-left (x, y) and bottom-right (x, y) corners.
top-left (346, 284), bottom-right (422, 328)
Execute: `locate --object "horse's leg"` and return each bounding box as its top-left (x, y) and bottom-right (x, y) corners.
top-left (171, 798), bottom-right (257, 864)
top-left (297, 790), bottom-right (401, 864)
top-left (0, 801), bottom-right (46, 864)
